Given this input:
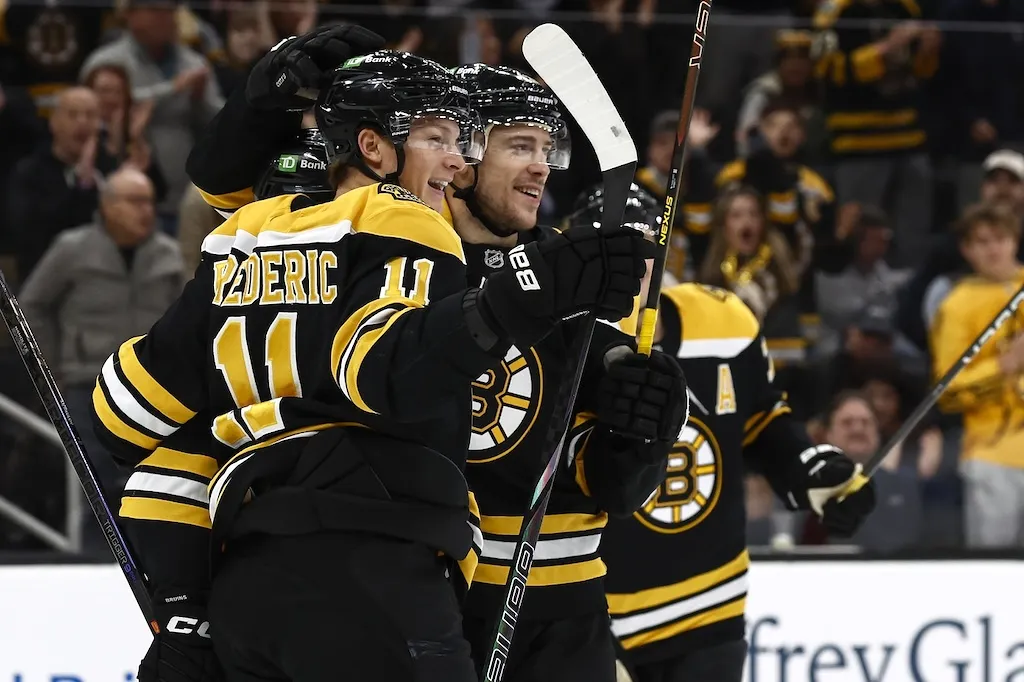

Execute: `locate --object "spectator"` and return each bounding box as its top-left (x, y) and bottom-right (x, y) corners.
top-left (0, 82), bottom-right (44, 249)
top-left (81, 0), bottom-right (226, 236)
top-left (816, 303), bottom-right (910, 407)
top-left (18, 167), bottom-right (185, 557)
top-left (211, 4), bottom-right (275, 97)
top-left (634, 109), bottom-right (719, 281)
top-left (82, 63), bottom-right (168, 202)
top-left (681, 0), bottom-right (794, 160)
top-left (820, 390), bottom-right (923, 553)
top-left (699, 185), bottom-right (799, 320)
top-left (815, 206), bottom-right (911, 356)
top-left (0, 0), bottom-right (113, 117)
top-left (716, 99), bottom-right (837, 305)
top-left (861, 363), bottom-right (942, 479)
top-left (5, 86), bottom-right (118, 284)
top-left (931, 202), bottom-right (1024, 548)
top-left (898, 149), bottom-right (1024, 351)
top-left (736, 30), bottom-right (824, 161)
top-left (814, 0), bottom-right (941, 266)
top-left (270, 0), bottom-right (319, 38)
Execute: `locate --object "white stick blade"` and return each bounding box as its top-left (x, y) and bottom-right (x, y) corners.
top-left (522, 23), bottom-right (637, 172)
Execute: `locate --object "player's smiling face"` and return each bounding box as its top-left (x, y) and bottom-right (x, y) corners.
top-left (472, 125), bottom-right (553, 232)
top-left (400, 117), bottom-right (468, 212)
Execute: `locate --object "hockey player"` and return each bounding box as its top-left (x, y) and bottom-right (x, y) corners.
top-left (572, 187), bottom-right (877, 682)
top-left (449, 66), bottom-right (690, 682)
top-left (92, 49), bottom-right (655, 682)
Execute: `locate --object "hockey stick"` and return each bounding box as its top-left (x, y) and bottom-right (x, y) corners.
top-left (480, 24), bottom-right (637, 682)
top-left (840, 282), bottom-right (1024, 499)
top-left (637, 0), bottom-right (714, 356)
top-left (0, 269), bottom-right (157, 633)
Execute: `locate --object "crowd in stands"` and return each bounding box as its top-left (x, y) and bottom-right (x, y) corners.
top-left (2, 0), bottom-right (1024, 558)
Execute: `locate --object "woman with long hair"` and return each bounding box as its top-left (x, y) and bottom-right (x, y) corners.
top-left (83, 63), bottom-right (167, 202)
top-left (698, 184), bottom-right (800, 321)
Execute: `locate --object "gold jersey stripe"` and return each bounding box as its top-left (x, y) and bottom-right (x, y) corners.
top-left (140, 448), bottom-right (218, 479)
top-left (197, 186), bottom-right (256, 212)
top-left (118, 338), bottom-right (196, 425)
top-left (474, 556), bottom-right (606, 587)
top-left (606, 549), bottom-right (749, 613)
top-left (481, 512), bottom-right (608, 538)
top-left (92, 383), bottom-right (160, 450)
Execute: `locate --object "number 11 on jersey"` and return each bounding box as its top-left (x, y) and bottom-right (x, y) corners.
top-left (213, 312), bottom-right (303, 408)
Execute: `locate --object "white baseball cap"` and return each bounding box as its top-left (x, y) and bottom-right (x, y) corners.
top-left (983, 149), bottom-right (1024, 181)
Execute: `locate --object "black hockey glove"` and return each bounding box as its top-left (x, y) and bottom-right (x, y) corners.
top-left (139, 591), bottom-right (222, 682)
top-left (786, 445), bottom-right (876, 537)
top-left (246, 24), bottom-right (384, 110)
top-left (476, 226), bottom-right (655, 349)
top-left (596, 343), bottom-right (688, 448)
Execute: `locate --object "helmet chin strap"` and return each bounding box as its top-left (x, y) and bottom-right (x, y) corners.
top-left (451, 166), bottom-right (519, 239)
top-left (355, 144), bottom-right (405, 185)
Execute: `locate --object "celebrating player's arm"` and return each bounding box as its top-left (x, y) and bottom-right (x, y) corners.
top-left (659, 285), bottom-right (877, 536)
top-left (565, 187), bottom-right (691, 516)
top-left (186, 24), bottom-right (384, 215)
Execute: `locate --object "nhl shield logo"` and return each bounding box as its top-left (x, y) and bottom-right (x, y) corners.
top-left (484, 249), bottom-right (505, 269)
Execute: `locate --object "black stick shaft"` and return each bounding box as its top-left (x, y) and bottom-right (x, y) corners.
top-left (0, 269), bottom-right (156, 632)
top-left (864, 282), bottom-right (1024, 476)
top-left (482, 161), bottom-right (636, 681)
top-left (637, 0), bottom-right (714, 354)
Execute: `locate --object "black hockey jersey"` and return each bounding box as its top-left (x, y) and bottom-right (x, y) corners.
top-left (602, 283), bottom-right (814, 663)
top-left (92, 184), bottom-right (494, 591)
top-left (461, 232), bottom-right (666, 622)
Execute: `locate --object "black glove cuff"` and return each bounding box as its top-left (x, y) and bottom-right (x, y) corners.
top-left (463, 288), bottom-right (508, 356)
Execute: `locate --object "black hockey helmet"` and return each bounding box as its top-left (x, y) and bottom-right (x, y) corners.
top-left (254, 128), bottom-right (334, 204)
top-left (452, 63), bottom-right (571, 170)
top-left (567, 182), bottom-right (662, 238)
top-left (314, 50), bottom-right (485, 184)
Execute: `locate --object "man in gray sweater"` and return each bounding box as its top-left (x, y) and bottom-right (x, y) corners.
top-left (20, 167), bottom-right (184, 557)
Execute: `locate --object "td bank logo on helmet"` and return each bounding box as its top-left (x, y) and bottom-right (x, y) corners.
top-left (277, 155), bottom-right (326, 173)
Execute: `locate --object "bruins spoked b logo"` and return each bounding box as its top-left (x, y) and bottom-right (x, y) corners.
top-left (469, 345), bottom-right (543, 463)
top-left (635, 416), bottom-right (722, 534)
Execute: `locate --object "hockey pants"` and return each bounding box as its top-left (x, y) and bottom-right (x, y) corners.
top-left (208, 531), bottom-right (477, 682)
top-left (462, 611), bottom-right (618, 682)
top-left (623, 639), bottom-right (748, 682)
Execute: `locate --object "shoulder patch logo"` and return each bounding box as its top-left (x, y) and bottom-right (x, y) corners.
top-left (378, 183), bottom-right (427, 206)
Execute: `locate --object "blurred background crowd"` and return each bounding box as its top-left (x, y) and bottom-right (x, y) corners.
top-left (2, 0), bottom-right (1024, 560)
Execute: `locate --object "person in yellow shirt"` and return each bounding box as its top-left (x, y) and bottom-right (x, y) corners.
top-left (930, 202), bottom-right (1024, 548)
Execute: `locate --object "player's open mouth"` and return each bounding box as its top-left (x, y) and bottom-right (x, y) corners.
top-left (515, 186), bottom-right (542, 201)
top-left (427, 179), bottom-right (449, 192)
